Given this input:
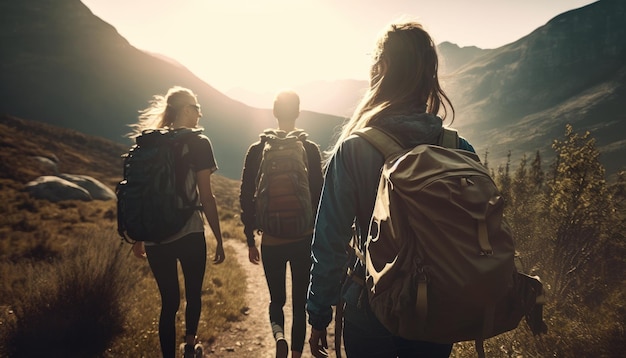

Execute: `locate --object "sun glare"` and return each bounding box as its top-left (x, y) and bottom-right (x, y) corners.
top-left (81, 0), bottom-right (598, 95)
top-left (171, 0), bottom-right (370, 93)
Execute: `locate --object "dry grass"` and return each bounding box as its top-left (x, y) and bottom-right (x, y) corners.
top-left (0, 114), bottom-right (249, 357)
top-left (102, 234), bottom-right (247, 357)
top-left (1, 225), bottom-right (248, 357)
top-left (1, 231), bottom-right (134, 357)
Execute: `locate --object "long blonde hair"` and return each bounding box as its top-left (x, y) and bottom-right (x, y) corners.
top-left (327, 21), bottom-right (454, 163)
top-left (129, 86), bottom-right (198, 138)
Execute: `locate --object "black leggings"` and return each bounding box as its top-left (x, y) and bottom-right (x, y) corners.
top-left (145, 232), bottom-right (206, 358)
top-left (261, 239), bottom-right (311, 353)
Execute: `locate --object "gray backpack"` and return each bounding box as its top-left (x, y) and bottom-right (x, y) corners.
top-left (254, 129), bottom-right (314, 238)
top-left (354, 126), bottom-right (546, 355)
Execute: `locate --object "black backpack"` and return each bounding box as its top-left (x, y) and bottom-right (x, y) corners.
top-left (116, 128), bottom-right (202, 243)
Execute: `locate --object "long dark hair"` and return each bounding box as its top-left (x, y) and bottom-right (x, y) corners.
top-left (327, 21), bottom-right (454, 162)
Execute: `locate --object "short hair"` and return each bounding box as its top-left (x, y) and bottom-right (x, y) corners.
top-left (273, 90), bottom-right (300, 121)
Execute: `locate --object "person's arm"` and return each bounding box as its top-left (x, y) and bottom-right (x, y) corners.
top-left (132, 241), bottom-right (146, 259)
top-left (239, 144), bottom-right (261, 247)
top-left (239, 143), bottom-right (262, 263)
top-left (197, 168), bottom-right (225, 264)
top-left (307, 150), bottom-right (355, 357)
top-left (307, 140), bottom-right (363, 323)
top-left (307, 136), bottom-right (383, 357)
top-left (459, 137), bottom-right (476, 153)
top-left (307, 157), bottom-right (354, 328)
top-left (306, 141), bottom-right (324, 210)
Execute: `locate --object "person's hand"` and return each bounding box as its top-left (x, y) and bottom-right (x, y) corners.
top-left (248, 246), bottom-right (260, 265)
top-left (132, 241), bottom-right (146, 259)
top-left (213, 242), bottom-right (225, 264)
top-left (309, 327), bottom-right (329, 358)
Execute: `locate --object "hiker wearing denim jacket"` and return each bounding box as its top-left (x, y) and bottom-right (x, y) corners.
top-left (307, 21), bottom-right (475, 358)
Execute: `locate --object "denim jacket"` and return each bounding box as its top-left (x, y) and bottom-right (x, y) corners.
top-left (306, 113), bottom-right (475, 330)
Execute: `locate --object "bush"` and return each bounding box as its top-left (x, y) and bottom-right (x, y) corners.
top-left (1, 230), bottom-right (137, 357)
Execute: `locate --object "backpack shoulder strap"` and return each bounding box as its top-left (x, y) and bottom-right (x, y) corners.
top-left (171, 127), bottom-right (203, 141)
top-left (354, 127), bottom-right (404, 159)
top-left (356, 126), bottom-right (461, 157)
top-left (438, 127), bottom-right (460, 149)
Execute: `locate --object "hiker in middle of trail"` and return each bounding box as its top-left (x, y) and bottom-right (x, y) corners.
top-left (239, 89), bottom-right (323, 358)
top-left (307, 22), bottom-right (476, 358)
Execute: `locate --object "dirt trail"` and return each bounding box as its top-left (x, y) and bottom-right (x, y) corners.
top-left (205, 240), bottom-right (343, 357)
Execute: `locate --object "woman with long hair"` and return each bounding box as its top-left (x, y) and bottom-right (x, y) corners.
top-left (307, 22), bottom-right (475, 357)
top-left (130, 86), bottom-right (225, 358)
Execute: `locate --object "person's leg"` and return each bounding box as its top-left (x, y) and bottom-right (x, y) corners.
top-left (146, 244), bottom-right (181, 358)
top-left (395, 336), bottom-right (453, 358)
top-left (342, 294), bottom-right (453, 358)
top-left (288, 240), bottom-right (311, 356)
top-left (343, 318), bottom-right (396, 358)
top-left (342, 299), bottom-right (399, 358)
top-left (178, 233), bottom-right (207, 346)
top-left (261, 243), bottom-right (289, 358)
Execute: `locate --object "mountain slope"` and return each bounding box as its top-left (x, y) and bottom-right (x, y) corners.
top-left (0, 114), bottom-right (241, 209)
top-left (437, 42), bottom-right (491, 75)
top-left (227, 79), bottom-right (367, 118)
top-left (1, 0), bottom-right (624, 178)
top-left (0, 0), bottom-right (344, 179)
top-left (444, 0), bottom-right (626, 174)
top-left (226, 43), bottom-right (489, 118)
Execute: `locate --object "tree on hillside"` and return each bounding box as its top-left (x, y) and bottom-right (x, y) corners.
top-left (530, 151), bottom-right (545, 191)
top-left (487, 135), bottom-right (625, 357)
top-left (503, 151), bottom-right (548, 273)
top-left (508, 155), bottom-right (529, 238)
top-left (603, 170), bottom-right (626, 285)
top-left (495, 151), bottom-right (512, 203)
top-left (508, 155), bottom-right (534, 265)
top-left (547, 124), bottom-right (616, 304)
top-left (482, 148), bottom-right (490, 170)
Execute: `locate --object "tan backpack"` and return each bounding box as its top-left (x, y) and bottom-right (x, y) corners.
top-left (353, 127), bottom-right (546, 356)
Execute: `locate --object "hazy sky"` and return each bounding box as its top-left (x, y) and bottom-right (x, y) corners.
top-left (81, 0), bottom-right (597, 94)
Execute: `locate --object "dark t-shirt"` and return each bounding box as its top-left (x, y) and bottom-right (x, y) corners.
top-left (186, 133), bottom-right (218, 174)
top-left (146, 132), bottom-right (217, 245)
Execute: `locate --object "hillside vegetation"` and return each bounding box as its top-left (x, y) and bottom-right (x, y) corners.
top-left (453, 124), bottom-right (626, 357)
top-left (1, 115), bottom-right (625, 357)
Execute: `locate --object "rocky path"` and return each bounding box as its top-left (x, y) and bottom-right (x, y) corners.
top-left (205, 240), bottom-right (343, 357)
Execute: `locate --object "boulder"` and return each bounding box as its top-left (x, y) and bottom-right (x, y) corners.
top-left (25, 176), bottom-right (92, 202)
top-left (32, 156), bottom-right (59, 175)
top-left (58, 174), bottom-right (116, 201)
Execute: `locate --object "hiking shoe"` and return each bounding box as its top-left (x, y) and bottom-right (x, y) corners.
top-left (194, 343), bottom-right (204, 358)
top-left (275, 336), bottom-right (288, 358)
top-left (180, 343), bottom-right (196, 358)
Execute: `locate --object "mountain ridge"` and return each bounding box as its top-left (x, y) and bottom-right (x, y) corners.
top-left (0, 0), bottom-right (344, 179)
top-left (1, 0), bottom-right (624, 178)
top-left (443, 0), bottom-right (625, 175)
